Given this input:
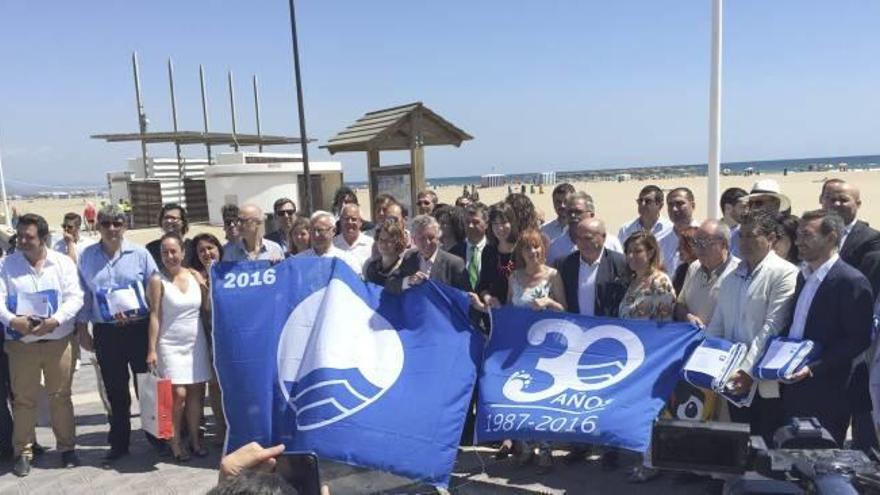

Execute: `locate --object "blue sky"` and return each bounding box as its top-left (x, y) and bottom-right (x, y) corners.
top-left (1, 1), bottom-right (878, 186)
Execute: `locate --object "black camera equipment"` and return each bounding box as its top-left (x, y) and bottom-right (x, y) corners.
top-left (651, 417), bottom-right (880, 494)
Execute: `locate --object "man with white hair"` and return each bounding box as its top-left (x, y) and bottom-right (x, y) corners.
top-left (333, 204), bottom-right (374, 270)
top-left (385, 214), bottom-right (469, 293)
top-left (222, 204), bottom-right (284, 262)
top-left (296, 211), bottom-right (363, 276)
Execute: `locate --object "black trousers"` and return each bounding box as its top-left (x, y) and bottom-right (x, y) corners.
top-left (94, 320), bottom-right (149, 452)
top-left (729, 395), bottom-right (785, 446)
top-left (0, 346), bottom-right (13, 453)
top-left (847, 363), bottom-right (879, 453)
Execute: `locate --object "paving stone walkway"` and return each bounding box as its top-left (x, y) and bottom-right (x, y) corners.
top-left (0, 358), bottom-right (713, 494)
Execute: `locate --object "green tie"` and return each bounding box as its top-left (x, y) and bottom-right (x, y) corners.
top-left (468, 244), bottom-right (480, 288)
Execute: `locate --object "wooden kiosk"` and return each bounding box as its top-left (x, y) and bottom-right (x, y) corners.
top-left (322, 102), bottom-right (472, 215)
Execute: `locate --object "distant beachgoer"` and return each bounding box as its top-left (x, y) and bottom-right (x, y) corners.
top-left (83, 202), bottom-right (97, 234)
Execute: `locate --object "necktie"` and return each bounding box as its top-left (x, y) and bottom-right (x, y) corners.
top-left (468, 244), bottom-right (480, 288)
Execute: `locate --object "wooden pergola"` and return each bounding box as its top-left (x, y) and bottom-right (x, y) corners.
top-left (322, 102), bottom-right (472, 214)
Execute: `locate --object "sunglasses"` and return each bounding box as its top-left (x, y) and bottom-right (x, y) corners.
top-left (275, 209), bottom-right (296, 217)
top-left (100, 220), bottom-right (125, 229)
top-left (61, 224), bottom-right (77, 230)
top-left (223, 218), bottom-right (239, 227)
top-left (636, 198), bottom-right (659, 206)
top-left (417, 200), bottom-right (432, 206)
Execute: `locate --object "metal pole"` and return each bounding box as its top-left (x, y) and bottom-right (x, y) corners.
top-left (199, 65), bottom-right (212, 163)
top-left (707, 0), bottom-right (723, 220)
top-left (288, 0), bottom-right (313, 213)
top-left (253, 75), bottom-right (263, 153)
top-left (168, 58), bottom-right (185, 201)
top-left (132, 52), bottom-right (149, 176)
top-left (0, 138), bottom-right (11, 225)
top-left (228, 70), bottom-right (239, 152)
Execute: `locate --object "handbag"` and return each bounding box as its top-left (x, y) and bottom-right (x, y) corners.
top-left (137, 370), bottom-right (173, 439)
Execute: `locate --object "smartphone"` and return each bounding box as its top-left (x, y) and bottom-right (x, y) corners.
top-left (275, 452), bottom-right (321, 495)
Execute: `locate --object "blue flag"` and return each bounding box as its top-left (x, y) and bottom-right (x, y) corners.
top-left (476, 307), bottom-right (702, 452)
top-left (212, 257), bottom-right (482, 487)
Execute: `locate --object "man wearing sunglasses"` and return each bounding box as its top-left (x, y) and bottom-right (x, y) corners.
top-left (616, 185), bottom-right (673, 247)
top-left (53, 212), bottom-right (96, 265)
top-left (265, 198), bottom-right (297, 253)
top-left (75, 205), bottom-right (159, 466)
top-left (145, 203), bottom-right (193, 267)
top-left (222, 204), bottom-right (284, 262)
top-left (415, 190), bottom-right (438, 216)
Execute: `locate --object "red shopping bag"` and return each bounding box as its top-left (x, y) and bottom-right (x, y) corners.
top-left (137, 371), bottom-right (173, 439)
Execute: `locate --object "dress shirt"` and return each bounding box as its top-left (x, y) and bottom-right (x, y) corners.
top-left (839, 219), bottom-right (858, 250)
top-left (677, 256), bottom-right (740, 325)
top-left (788, 254), bottom-right (839, 340)
top-left (465, 236), bottom-right (487, 273)
top-left (296, 245), bottom-right (364, 276)
top-left (77, 240), bottom-right (159, 324)
top-left (729, 225), bottom-right (741, 258)
top-left (222, 238), bottom-right (285, 262)
top-left (705, 250), bottom-right (798, 397)
top-left (577, 250), bottom-right (603, 316)
top-left (547, 231), bottom-right (623, 267)
top-left (617, 217), bottom-right (673, 245)
top-left (0, 250), bottom-right (84, 342)
top-left (541, 218), bottom-right (567, 243)
top-left (53, 236), bottom-right (96, 260)
top-left (333, 233), bottom-right (374, 270)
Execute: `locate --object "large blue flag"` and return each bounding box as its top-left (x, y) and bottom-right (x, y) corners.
top-left (212, 257), bottom-right (482, 486)
top-left (476, 307), bottom-right (702, 452)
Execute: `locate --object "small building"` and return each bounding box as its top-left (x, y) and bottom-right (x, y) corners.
top-left (205, 152), bottom-right (342, 226)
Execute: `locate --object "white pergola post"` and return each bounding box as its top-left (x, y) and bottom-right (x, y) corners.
top-left (707, 0), bottom-right (723, 219)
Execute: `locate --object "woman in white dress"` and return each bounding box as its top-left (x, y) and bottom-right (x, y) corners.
top-left (146, 232), bottom-right (212, 461)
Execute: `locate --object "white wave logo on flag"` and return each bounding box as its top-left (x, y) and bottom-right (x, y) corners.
top-left (276, 278), bottom-right (404, 430)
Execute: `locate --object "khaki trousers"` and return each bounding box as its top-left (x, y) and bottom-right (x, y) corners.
top-left (5, 335), bottom-right (76, 457)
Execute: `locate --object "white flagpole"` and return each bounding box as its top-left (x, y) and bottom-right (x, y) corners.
top-left (707, 0), bottom-right (723, 220)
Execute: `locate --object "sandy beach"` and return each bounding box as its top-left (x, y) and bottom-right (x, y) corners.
top-left (7, 169), bottom-right (876, 246)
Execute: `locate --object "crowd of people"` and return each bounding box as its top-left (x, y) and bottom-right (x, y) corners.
top-left (0, 176), bottom-right (878, 491)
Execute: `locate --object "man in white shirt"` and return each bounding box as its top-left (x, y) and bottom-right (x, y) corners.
top-left (705, 212), bottom-right (798, 442)
top-left (0, 214), bottom-right (84, 475)
top-left (658, 187), bottom-right (700, 274)
top-left (617, 185), bottom-right (673, 247)
top-left (297, 211), bottom-right (363, 276)
top-left (674, 219), bottom-right (740, 327)
top-left (333, 204), bottom-right (374, 270)
top-left (53, 212), bottom-right (96, 264)
top-left (547, 192), bottom-right (623, 266)
top-left (782, 209), bottom-right (874, 446)
top-left (540, 183), bottom-right (575, 243)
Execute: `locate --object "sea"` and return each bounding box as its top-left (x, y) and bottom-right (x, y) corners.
top-left (347, 154), bottom-right (880, 188)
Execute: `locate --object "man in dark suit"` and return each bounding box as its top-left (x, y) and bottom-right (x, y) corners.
top-left (782, 209), bottom-right (874, 446)
top-left (556, 216), bottom-right (628, 469)
top-left (386, 214), bottom-right (470, 294)
top-left (558, 217), bottom-right (628, 317)
top-left (820, 180), bottom-right (880, 451)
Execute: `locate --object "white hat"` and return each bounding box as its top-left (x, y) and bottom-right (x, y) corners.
top-left (747, 179), bottom-right (791, 212)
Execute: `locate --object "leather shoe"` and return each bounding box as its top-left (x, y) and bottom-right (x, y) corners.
top-left (31, 443), bottom-right (46, 457)
top-left (61, 450), bottom-right (80, 468)
top-left (13, 455), bottom-right (30, 477)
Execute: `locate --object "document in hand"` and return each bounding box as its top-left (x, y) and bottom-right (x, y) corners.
top-left (754, 337), bottom-right (820, 383)
top-left (682, 337), bottom-right (755, 408)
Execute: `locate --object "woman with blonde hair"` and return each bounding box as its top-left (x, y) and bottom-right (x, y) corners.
top-left (471, 228), bottom-right (566, 472)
